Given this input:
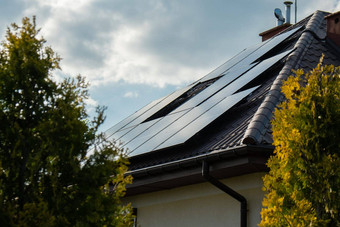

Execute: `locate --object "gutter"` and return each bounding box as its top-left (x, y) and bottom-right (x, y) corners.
top-left (127, 144), bottom-right (274, 178)
top-left (202, 160), bottom-right (247, 227)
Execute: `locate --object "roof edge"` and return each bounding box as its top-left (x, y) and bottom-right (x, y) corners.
top-left (125, 144), bottom-right (274, 196)
top-left (242, 10), bottom-right (326, 145)
top-left (127, 144), bottom-right (274, 177)
top-left (324, 10), bottom-right (340, 19)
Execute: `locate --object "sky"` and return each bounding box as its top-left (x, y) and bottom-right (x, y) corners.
top-left (1, 0), bottom-right (340, 132)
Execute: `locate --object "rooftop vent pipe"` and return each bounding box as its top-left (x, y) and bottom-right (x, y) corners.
top-left (274, 8), bottom-right (285, 26)
top-left (284, 1), bottom-right (293, 24)
top-left (259, 1), bottom-right (294, 41)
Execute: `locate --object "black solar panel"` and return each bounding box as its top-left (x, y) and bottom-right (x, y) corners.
top-left (198, 26), bottom-right (301, 82)
top-left (105, 84), bottom-right (196, 141)
top-left (123, 110), bottom-right (188, 150)
top-left (153, 86), bottom-right (260, 152)
top-left (105, 26), bottom-right (301, 157)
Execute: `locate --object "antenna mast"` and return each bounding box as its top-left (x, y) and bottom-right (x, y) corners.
top-left (295, 0), bottom-right (297, 23)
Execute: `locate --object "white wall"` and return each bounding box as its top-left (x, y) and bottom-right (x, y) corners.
top-left (124, 172), bottom-right (266, 227)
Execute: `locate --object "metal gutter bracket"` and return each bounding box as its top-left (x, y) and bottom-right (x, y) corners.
top-left (202, 160), bottom-right (247, 227)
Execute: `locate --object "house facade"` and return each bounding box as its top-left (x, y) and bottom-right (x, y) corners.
top-left (106, 10), bottom-right (340, 227)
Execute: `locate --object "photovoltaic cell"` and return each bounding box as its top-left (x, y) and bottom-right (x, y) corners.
top-left (221, 49), bottom-right (292, 92)
top-left (104, 83), bottom-right (196, 140)
top-left (104, 97), bottom-right (162, 139)
top-left (243, 26), bottom-right (300, 63)
top-left (124, 110), bottom-right (190, 152)
top-left (109, 119), bottom-right (157, 145)
top-left (125, 81), bottom-right (244, 154)
top-left (107, 26), bottom-right (301, 157)
top-left (172, 48), bottom-right (292, 114)
top-left (130, 86), bottom-right (259, 156)
top-left (171, 63), bottom-right (256, 113)
top-left (198, 41), bottom-right (266, 82)
top-left (125, 49), bottom-right (291, 156)
top-left (155, 86), bottom-right (259, 151)
top-left (130, 85), bottom-right (257, 156)
top-left (198, 26), bottom-right (301, 82)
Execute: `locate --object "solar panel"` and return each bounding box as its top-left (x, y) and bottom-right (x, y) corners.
top-left (109, 119), bottom-right (157, 145)
top-left (244, 26), bottom-right (300, 63)
top-left (104, 97), bottom-right (162, 139)
top-left (123, 110), bottom-right (190, 152)
top-left (198, 44), bottom-right (262, 82)
top-left (171, 63), bottom-right (256, 113)
top-left (107, 26), bottom-right (301, 157)
top-left (125, 81), bottom-right (242, 154)
top-left (171, 48), bottom-right (292, 114)
top-left (221, 49), bottom-right (292, 91)
top-left (156, 86), bottom-right (260, 151)
top-left (130, 86), bottom-right (259, 156)
top-left (198, 26), bottom-right (301, 82)
top-left (124, 49), bottom-right (291, 156)
top-left (104, 83), bottom-right (196, 140)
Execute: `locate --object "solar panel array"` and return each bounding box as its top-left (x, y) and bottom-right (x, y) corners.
top-left (105, 26), bottom-right (301, 157)
top-left (198, 26), bottom-right (301, 82)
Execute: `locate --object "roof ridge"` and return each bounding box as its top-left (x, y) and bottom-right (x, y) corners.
top-left (241, 10), bottom-right (326, 145)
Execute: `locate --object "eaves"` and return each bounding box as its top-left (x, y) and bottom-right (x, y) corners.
top-left (126, 144), bottom-right (274, 196)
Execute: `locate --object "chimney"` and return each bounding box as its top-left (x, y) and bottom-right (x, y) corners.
top-left (325, 11), bottom-right (340, 46)
top-left (259, 1), bottom-right (293, 42)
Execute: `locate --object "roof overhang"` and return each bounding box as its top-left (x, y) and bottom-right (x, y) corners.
top-left (125, 144), bottom-right (274, 196)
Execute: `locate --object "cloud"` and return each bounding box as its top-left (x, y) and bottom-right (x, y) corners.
top-left (1, 0), bottom-right (275, 89)
top-left (123, 91), bottom-right (139, 98)
top-left (85, 97), bottom-right (98, 107)
top-left (2, 0), bottom-right (340, 90)
top-left (85, 96), bottom-right (99, 115)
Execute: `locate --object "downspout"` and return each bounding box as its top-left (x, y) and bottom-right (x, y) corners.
top-left (202, 160), bottom-right (247, 227)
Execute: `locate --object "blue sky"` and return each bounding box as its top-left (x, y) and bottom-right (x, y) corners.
top-left (1, 0), bottom-right (339, 131)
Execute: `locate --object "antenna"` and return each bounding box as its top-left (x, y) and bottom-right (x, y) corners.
top-left (295, 0), bottom-right (297, 23)
top-left (274, 8), bottom-right (285, 26)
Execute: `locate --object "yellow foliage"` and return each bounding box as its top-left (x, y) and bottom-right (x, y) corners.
top-left (260, 61), bottom-right (340, 226)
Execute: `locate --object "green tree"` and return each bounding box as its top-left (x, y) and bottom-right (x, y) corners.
top-left (260, 60), bottom-right (340, 226)
top-left (0, 17), bottom-right (133, 226)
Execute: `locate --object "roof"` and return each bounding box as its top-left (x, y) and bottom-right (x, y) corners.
top-left (106, 11), bottom-right (340, 196)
